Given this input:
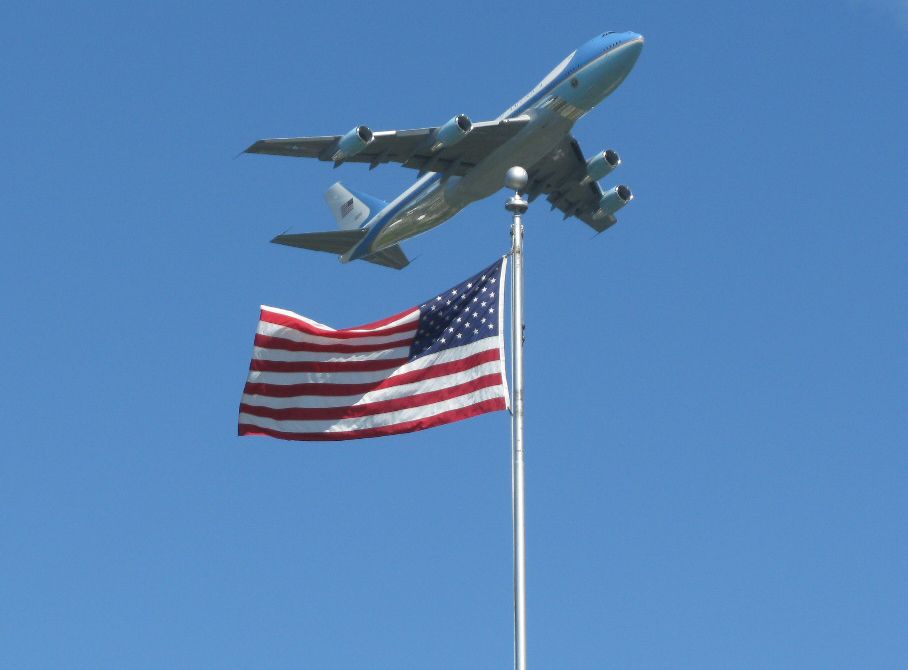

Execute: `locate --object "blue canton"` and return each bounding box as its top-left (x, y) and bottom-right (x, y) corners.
top-left (410, 258), bottom-right (504, 360)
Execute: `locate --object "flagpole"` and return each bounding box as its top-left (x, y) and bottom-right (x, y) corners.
top-left (505, 166), bottom-right (529, 670)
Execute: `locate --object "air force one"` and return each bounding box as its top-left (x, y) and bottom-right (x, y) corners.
top-left (245, 31), bottom-right (644, 269)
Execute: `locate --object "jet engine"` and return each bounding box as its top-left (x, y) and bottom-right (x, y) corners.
top-left (594, 184), bottom-right (633, 218)
top-left (332, 125), bottom-right (374, 161)
top-left (431, 114), bottom-right (473, 152)
top-left (580, 149), bottom-right (621, 185)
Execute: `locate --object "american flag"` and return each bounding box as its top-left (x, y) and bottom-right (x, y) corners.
top-left (238, 257), bottom-right (509, 441)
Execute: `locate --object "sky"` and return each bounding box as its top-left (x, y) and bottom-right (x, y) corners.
top-left (2, 0), bottom-right (907, 667)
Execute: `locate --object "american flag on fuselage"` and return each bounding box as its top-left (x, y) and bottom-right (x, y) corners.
top-left (238, 257), bottom-right (509, 441)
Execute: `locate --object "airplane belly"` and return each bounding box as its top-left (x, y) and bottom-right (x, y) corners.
top-left (450, 110), bottom-right (574, 202)
top-left (373, 185), bottom-right (463, 249)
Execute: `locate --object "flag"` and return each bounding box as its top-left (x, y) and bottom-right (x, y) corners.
top-left (238, 257), bottom-right (509, 441)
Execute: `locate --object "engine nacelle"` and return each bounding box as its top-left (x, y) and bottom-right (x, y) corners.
top-left (593, 184), bottom-right (633, 219)
top-left (431, 114), bottom-right (473, 152)
top-left (580, 149), bottom-right (621, 185)
top-left (332, 125), bottom-right (374, 161)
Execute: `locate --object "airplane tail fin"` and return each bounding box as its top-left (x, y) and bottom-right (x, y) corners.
top-left (324, 182), bottom-right (388, 230)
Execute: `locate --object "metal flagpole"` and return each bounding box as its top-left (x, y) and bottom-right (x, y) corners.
top-left (505, 166), bottom-right (529, 670)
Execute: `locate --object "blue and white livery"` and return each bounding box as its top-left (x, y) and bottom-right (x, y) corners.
top-left (245, 31), bottom-right (644, 269)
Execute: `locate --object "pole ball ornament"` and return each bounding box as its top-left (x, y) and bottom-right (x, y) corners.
top-left (504, 166), bottom-right (529, 191)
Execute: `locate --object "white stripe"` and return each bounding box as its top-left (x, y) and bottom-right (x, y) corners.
top-left (262, 305), bottom-right (419, 333)
top-left (246, 337), bottom-right (500, 387)
top-left (239, 385), bottom-right (505, 434)
top-left (242, 360), bottom-right (503, 409)
top-left (257, 320), bottom-right (417, 348)
top-left (252, 345), bottom-right (410, 364)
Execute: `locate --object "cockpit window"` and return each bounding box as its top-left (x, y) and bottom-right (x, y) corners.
top-left (601, 31), bottom-right (615, 36)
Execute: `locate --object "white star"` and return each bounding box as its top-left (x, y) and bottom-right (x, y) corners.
top-left (481, 301), bottom-right (487, 307)
top-left (489, 292), bottom-right (495, 298)
top-left (488, 323), bottom-right (494, 329)
top-left (472, 311), bottom-right (478, 318)
top-left (448, 327), bottom-right (454, 332)
top-left (436, 296), bottom-right (442, 301)
top-left (472, 297), bottom-right (478, 303)
top-left (489, 308), bottom-right (495, 314)
top-left (481, 275), bottom-right (486, 280)
top-left (473, 328), bottom-right (479, 334)
top-left (481, 317), bottom-right (486, 323)
top-left (451, 289), bottom-right (458, 295)
top-left (481, 287), bottom-right (487, 293)
top-left (491, 278), bottom-right (496, 284)
top-left (467, 282), bottom-right (473, 288)
top-left (456, 317), bottom-right (462, 322)
top-left (456, 333), bottom-right (462, 339)
top-left (446, 300), bottom-right (451, 305)
top-left (440, 337), bottom-right (446, 343)
top-left (465, 322), bottom-right (470, 328)
top-left (430, 305), bottom-right (436, 311)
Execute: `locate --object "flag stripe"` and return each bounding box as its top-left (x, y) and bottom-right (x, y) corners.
top-left (238, 398), bottom-right (507, 441)
top-left (252, 343), bottom-right (411, 364)
top-left (249, 357), bottom-right (410, 373)
top-left (261, 309), bottom-right (420, 340)
top-left (254, 333), bottom-right (414, 354)
top-left (263, 305), bottom-right (419, 332)
top-left (240, 373), bottom-right (502, 421)
top-left (242, 360), bottom-right (503, 409)
top-left (244, 344), bottom-right (500, 391)
top-left (239, 385), bottom-right (505, 435)
top-left (257, 319), bottom-right (418, 348)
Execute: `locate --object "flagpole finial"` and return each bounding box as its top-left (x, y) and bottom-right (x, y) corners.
top-left (504, 166), bottom-right (528, 191)
top-left (505, 166), bottom-right (529, 215)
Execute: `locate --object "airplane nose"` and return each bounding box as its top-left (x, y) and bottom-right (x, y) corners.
top-left (615, 32), bottom-right (644, 70)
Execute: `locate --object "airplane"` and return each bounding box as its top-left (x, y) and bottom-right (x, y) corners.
top-left (245, 30), bottom-right (644, 269)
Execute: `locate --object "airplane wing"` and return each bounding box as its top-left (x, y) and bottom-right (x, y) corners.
top-left (525, 135), bottom-right (620, 233)
top-left (245, 116), bottom-right (531, 177)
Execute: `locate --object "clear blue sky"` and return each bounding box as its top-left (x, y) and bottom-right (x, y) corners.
top-left (3, 1), bottom-right (907, 667)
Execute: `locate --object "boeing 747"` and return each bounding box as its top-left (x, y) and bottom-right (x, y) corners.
top-left (245, 31), bottom-right (644, 269)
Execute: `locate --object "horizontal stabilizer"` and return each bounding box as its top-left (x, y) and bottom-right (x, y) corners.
top-left (271, 228), bottom-right (366, 254)
top-left (363, 244), bottom-right (409, 270)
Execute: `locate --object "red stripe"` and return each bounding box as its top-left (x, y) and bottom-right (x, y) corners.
top-left (240, 374), bottom-right (503, 421)
top-left (243, 348), bottom-right (501, 398)
top-left (249, 357), bottom-right (409, 373)
top-left (238, 398), bottom-right (506, 441)
top-left (261, 308), bottom-right (418, 340)
top-left (254, 333), bottom-right (414, 354)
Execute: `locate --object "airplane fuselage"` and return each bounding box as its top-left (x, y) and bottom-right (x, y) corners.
top-left (343, 31), bottom-right (644, 263)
